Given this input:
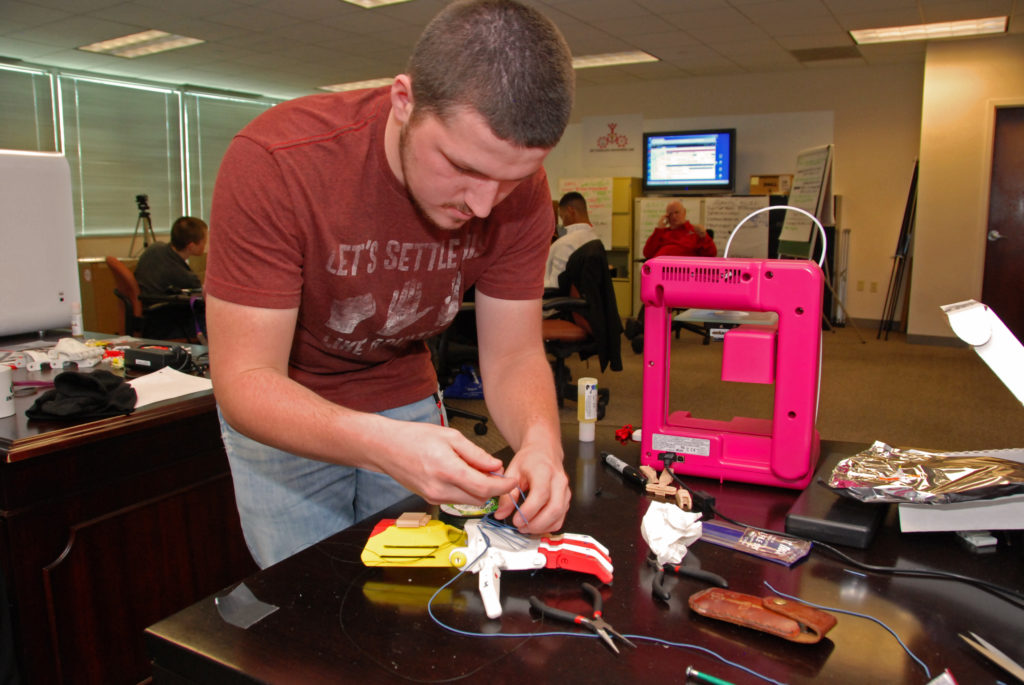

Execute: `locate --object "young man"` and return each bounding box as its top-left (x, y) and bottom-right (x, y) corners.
top-left (134, 216), bottom-right (206, 296)
top-left (205, 0), bottom-right (575, 568)
top-left (544, 192), bottom-right (599, 290)
top-left (133, 216), bottom-right (207, 339)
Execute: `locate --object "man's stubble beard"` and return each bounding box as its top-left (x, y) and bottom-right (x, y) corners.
top-left (398, 121), bottom-right (471, 232)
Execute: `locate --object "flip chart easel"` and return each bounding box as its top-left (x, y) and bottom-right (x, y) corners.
top-left (779, 144), bottom-right (833, 259)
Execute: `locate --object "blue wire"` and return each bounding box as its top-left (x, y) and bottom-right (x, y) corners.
top-left (622, 635), bottom-right (789, 685)
top-left (424, 530), bottom-right (788, 685)
top-left (763, 580), bottom-right (931, 679)
top-left (490, 470), bottom-right (530, 525)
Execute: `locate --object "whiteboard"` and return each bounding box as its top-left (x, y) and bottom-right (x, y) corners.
top-left (704, 195), bottom-right (769, 258)
top-left (0, 150), bottom-right (80, 337)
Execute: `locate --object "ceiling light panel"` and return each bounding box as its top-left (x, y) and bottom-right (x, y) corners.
top-left (572, 51), bottom-right (659, 69)
top-left (79, 30), bottom-right (204, 58)
top-left (850, 17), bottom-right (1007, 45)
top-left (319, 77), bottom-right (395, 92)
top-left (338, 0), bottom-right (414, 7)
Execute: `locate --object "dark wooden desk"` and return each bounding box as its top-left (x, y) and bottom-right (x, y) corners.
top-left (0, 345), bottom-right (255, 685)
top-left (146, 430), bottom-right (1023, 684)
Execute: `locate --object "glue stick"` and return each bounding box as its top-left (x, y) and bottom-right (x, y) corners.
top-left (577, 377), bottom-right (598, 442)
top-left (70, 302), bottom-right (84, 337)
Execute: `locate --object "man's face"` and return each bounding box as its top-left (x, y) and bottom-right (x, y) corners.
top-left (666, 203), bottom-right (686, 227)
top-left (398, 107), bottom-right (550, 230)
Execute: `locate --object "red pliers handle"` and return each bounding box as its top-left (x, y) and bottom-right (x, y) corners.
top-left (529, 583), bottom-right (636, 654)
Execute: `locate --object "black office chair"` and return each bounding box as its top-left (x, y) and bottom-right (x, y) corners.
top-left (542, 239), bottom-right (623, 409)
top-left (430, 296), bottom-right (489, 436)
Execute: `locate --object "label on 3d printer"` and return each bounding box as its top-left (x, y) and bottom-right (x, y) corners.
top-left (652, 434), bottom-right (710, 457)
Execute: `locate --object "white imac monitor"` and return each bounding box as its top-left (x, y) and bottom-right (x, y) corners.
top-left (0, 149), bottom-right (81, 337)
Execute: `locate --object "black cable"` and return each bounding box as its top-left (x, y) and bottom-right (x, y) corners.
top-left (666, 468), bottom-right (1024, 610)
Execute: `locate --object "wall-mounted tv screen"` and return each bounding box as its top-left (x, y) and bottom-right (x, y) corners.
top-left (642, 128), bottom-right (736, 194)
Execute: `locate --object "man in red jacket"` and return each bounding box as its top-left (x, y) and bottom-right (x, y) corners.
top-left (626, 201), bottom-right (718, 352)
top-left (642, 201), bottom-right (717, 259)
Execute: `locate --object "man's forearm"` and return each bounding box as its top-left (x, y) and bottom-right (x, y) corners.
top-left (480, 348), bottom-right (561, 454)
top-left (215, 367), bottom-right (399, 471)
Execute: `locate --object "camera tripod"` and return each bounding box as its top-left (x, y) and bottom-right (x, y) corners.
top-left (129, 196), bottom-right (157, 257)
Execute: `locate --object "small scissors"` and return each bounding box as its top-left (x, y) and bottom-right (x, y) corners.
top-left (529, 582), bottom-right (636, 654)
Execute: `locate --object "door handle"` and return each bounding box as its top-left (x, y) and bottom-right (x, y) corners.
top-left (987, 230), bottom-right (1005, 242)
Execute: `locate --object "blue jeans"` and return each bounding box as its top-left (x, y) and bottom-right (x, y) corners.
top-left (218, 395), bottom-right (443, 569)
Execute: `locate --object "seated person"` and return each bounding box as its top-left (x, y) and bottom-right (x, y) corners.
top-left (544, 192), bottom-right (599, 292)
top-left (135, 216), bottom-right (207, 295)
top-left (626, 202), bottom-right (716, 352)
top-left (642, 200), bottom-right (716, 259)
top-left (134, 216), bottom-right (208, 339)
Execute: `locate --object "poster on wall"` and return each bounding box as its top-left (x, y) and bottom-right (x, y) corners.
top-left (583, 114), bottom-right (642, 167)
top-left (557, 177), bottom-right (614, 248)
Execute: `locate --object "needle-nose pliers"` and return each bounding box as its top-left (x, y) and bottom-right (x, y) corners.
top-left (529, 582), bottom-right (636, 653)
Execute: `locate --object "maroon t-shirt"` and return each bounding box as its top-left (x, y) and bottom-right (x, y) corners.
top-left (206, 88), bottom-right (553, 412)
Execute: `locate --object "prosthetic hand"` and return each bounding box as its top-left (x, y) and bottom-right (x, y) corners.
top-left (449, 518), bottom-right (613, 619)
top-left (361, 515), bottom-right (613, 619)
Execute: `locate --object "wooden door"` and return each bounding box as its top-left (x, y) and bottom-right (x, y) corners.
top-left (983, 106), bottom-right (1024, 340)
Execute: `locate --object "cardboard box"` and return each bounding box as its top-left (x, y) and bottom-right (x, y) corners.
top-left (749, 174), bottom-right (793, 195)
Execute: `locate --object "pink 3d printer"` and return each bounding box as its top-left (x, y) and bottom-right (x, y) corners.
top-left (639, 255), bottom-right (824, 489)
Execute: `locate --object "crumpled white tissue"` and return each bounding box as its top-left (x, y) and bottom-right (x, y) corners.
top-left (641, 501), bottom-right (703, 566)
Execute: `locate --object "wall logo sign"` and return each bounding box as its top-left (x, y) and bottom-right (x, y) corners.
top-left (583, 114), bottom-right (641, 160)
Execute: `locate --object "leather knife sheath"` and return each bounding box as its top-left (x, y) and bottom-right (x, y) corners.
top-left (688, 587), bottom-right (836, 644)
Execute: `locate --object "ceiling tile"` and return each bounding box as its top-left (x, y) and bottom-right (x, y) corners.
top-left (12, 15), bottom-right (144, 48)
top-left (0, 0), bottom-right (988, 100)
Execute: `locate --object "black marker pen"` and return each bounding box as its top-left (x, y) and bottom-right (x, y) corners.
top-left (601, 451), bottom-right (647, 488)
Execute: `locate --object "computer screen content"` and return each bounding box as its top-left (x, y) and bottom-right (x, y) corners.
top-left (642, 129), bottom-right (735, 194)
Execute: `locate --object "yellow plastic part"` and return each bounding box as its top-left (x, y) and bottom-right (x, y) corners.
top-left (360, 519), bottom-right (467, 567)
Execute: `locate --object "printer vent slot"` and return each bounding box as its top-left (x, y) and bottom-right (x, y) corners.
top-left (661, 266), bottom-right (744, 285)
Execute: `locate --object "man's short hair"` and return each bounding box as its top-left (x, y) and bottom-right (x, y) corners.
top-left (170, 216), bottom-right (208, 250)
top-left (558, 191), bottom-right (587, 214)
top-left (408, 0), bottom-right (574, 149)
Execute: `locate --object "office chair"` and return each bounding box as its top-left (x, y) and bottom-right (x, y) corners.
top-left (106, 256), bottom-right (199, 342)
top-left (430, 297), bottom-right (489, 436)
top-left (542, 239), bottom-right (623, 408)
top-left (107, 256), bottom-right (146, 336)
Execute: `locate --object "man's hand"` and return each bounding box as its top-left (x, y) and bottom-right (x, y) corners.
top-left (494, 444), bottom-right (570, 534)
top-left (371, 417), bottom-right (517, 507)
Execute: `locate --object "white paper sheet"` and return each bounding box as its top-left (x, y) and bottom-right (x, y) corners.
top-left (128, 367), bottom-right (212, 408)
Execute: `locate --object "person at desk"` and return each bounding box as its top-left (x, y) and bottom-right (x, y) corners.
top-left (204, 0), bottom-right (575, 568)
top-left (134, 216), bottom-right (208, 340)
top-left (642, 201), bottom-right (717, 259)
top-left (544, 192), bottom-right (599, 291)
top-left (134, 216), bottom-right (207, 296)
